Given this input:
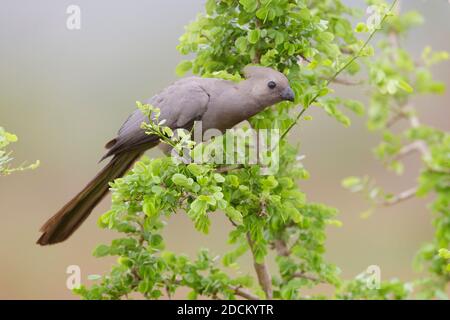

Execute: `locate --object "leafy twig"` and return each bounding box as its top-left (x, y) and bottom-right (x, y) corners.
top-left (279, 0), bottom-right (399, 142)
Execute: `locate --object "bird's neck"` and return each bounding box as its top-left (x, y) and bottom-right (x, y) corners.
top-left (235, 79), bottom-right (265, 114)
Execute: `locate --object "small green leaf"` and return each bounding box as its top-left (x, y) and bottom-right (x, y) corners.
top-left (256, 7), bottom-right (269, 21)
top-left (143, 197), bottom-right (158, 217)
top-left (205, 0), bottom-right (216, 15)
top-left (150, 234), bottom-right (163, 247)
top-left (355, 22), bottom-right (369, 33)
top-left (190, 199), bottom-right (208, 214)
top-left (438, 248), bottom-right (450, 259)
top-left (93, 244), bottom-right (110, 257)
top-left (171, 173), bottom-right (193, 187)
top-left (187, 290), bottom-right (198, 300)
top-left (239, 0), bottom-right (257, 12)
top-left (398, 80), bottom-right (414, 93)
top-left (343, 100), bottom-right (364, 115)
top-left (298, 8), bottom-right (311, 20)
top-left (213, 173), bottom-right (225, 183)
top-left (318, 32), bottom-right (334, 42)
top-left (248, 29), bottom-right (261, 44)
top-left (187, 163), bottom-right (205, 176)
top-left (225, 206), bottom-right (243, 225)
top-left (87, 274), bottom-right (102, 281)
top-left (342, 176), bottom-right (362, 190)
top-left (175, 60), bottom-right (192, 76)
top-left (235, 37), bottom-right (248, 53)
top-left (5, 132), bottom-right (18, 142)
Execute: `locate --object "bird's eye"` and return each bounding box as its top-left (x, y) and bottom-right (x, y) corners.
top-left (267, 81), bottom-right (277, 89)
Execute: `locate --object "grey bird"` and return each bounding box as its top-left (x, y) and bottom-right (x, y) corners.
top-left (37, 66), bottom-right (295, 245)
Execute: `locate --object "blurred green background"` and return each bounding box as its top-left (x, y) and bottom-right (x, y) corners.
top-left (0, 0), bottom-right (449, 299)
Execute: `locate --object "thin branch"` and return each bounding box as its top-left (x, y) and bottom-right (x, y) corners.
top-left (246, 232), bottom-right (273, 299)
top-left (393, 141), bottom-right (427, 161)
top-left (292, 272), bottom-right (321, 282)
top-left (297, 54), bottom-right (311, 65)
top-left (252, 16), bottom-right (263, 64)
top-left (382, 187), bottom-right (417, 206)
top-left (273, 239), bottom-right (290, 257)
top-left (387, 12), bottom-right (432, 163)
top-left (216, 164), bottom-right (243, 173)
top-left (407, 110), bottom-right (432, 161)
top-left (329, 77), bottom-right (364, 86)
top-left (172, 277), bottom-right (258, 300)
top-left (386, 110), bottom-right (406, 128)
top-left (231, 286), bottom-right (260, 300)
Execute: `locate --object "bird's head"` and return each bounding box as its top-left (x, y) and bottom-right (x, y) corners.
top-left (242, 66), bottom-right (295, 107)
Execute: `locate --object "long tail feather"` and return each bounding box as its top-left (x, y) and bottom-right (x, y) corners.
top-left (37, 151), bottom-right (143, 245)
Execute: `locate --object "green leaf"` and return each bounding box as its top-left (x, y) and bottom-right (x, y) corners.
top-left (239, 0), bottom-right (257, 13)
top-left (256, 7), bottom-right (269, 21)
top-left (248, 29), bottom-right (261, 44)
top-left (93, 244), bottom-right (110, 257)
top-left (235, 37), bottom-right (248, 53)
top-left (398, 80), bottom-right (414, 93)
top-left (343, 100), bottom-right (365, 115)
top-left (150, 234), bottom-right (163, 247)
top-left (143, 197), bottom-right (158, 217)
top-left (187, 291), bottom-right (198, 300)
top-left (298, 8), bottom-right (311, 20)
top-left (175, 60), bottom-right (192, 76)
top-left (226, 175), bottom-right (240, 187)
top-left (171, 173), bottom-right (193, 187)
top-left (5, 132), bottom-right (18, 143)
top-left (355, 22), bottom-right (369, 33)
top-left (318, 32), bottom-right (334, 42)
top-left (205, 0), bottom-right (216, 15)
top-left (213, 173), bottom-right (225, 183)
top-left (261, 176), bottom-right (278, 190)
top-left (225, 206), bottom-right (243, 225)
top-left (87, 274), bottom-right (102, 281)
top-left (438, 248), bottom-right (450, 259)
top-left (138, 279), bottom-right (151, 294)
top-left (190, 198), bottom-right (208, 214)
top-left (274, 32), bottom-right (284, 46)
top-left (187, 163), bottom-right (205, 176)
top-left (341, 176), bottom-right (362, 190)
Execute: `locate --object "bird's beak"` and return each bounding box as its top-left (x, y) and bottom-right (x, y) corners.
top-left (281, 87), bottom-right (295, 102)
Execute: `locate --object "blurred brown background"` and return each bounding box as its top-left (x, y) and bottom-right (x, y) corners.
top-left (0, 0), bottom-right (449, 299)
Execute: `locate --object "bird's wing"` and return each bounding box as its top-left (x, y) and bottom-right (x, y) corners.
top-left (102, 78), bottom-right (210, 159)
